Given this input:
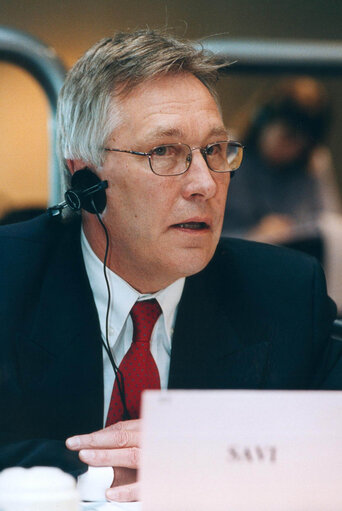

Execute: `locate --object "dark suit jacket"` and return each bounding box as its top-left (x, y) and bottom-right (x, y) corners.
top-left (0, 213), bottom-right (339, 476)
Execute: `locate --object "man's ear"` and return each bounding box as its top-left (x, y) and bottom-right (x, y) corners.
top-left (66, 159), bottom-right (89, 175)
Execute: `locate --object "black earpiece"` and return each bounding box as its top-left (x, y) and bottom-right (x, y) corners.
top-left (48, 167), bottom-right (108, 216)
top-left (67, 168), bottom-right (108, 213)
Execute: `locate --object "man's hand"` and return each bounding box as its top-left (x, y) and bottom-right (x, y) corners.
top-left (66, 419), bottom-right (141, 502)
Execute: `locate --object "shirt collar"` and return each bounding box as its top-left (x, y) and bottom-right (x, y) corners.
top-left (81, 227), bottom-right (185, 346)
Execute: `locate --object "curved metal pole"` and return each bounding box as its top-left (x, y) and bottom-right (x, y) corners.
top-left (199, 38), bottom-right (342, 75)
top-left (0, 25), bottom-right (66, 204)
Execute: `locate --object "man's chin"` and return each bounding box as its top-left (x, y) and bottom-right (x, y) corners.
top-left (173, 246), bottom-right (217, 279)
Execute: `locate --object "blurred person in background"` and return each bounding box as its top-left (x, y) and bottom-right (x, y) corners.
top-left (222, 77), bottom-right (340, 247)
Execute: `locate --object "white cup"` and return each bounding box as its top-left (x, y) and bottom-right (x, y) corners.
top-left (0, 466), bottom-right (80, 511)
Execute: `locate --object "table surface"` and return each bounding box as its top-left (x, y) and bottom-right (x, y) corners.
top-left (81, 501), bottom-right (141, 511)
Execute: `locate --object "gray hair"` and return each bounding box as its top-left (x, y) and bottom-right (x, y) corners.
top-left (57, 29), bottom-right (225, 189)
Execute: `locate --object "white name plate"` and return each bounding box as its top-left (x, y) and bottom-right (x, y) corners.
top-left (141, 390), bottom-right (342, 511)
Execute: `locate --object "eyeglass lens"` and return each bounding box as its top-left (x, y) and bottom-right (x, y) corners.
top-left (150, 142), bottom-right (242, 176)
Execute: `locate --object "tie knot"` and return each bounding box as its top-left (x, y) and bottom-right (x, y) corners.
top-left (130, 299), bottom-right (162, 343)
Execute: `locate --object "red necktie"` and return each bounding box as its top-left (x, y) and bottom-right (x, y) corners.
top-left (106, 299), bottom-right (162, 426)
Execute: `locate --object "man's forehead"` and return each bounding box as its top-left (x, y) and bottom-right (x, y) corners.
top-left (110, 73), bottom-right (226, 145)
top-left (115, 72), bottom-right (219, 113)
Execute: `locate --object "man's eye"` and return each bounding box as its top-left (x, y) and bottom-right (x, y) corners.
top-left (206, 143), bottom-right (221, 156)
top-left (152, 146), bottom-right (168, 156)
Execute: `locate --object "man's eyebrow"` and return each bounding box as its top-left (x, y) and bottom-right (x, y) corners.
top-left (207, 127), bottom-right (229, 139)
top-left (144, 127), bottom-right (184, 140)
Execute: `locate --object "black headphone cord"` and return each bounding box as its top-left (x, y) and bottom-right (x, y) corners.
top-left (91, 198), bottom-right (130, 421)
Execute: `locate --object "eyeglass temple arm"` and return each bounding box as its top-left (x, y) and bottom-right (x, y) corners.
top-left (229, 141), bottom-right (244, 149)
top-left (104, 148), bottom-right (148, 156)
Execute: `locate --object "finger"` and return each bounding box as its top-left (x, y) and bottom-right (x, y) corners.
top-left (106, 482), bottom-right (140, 503)
top-left (112, 467), bottom-right (137, 487)
top-left (79, 447), bottom-right (140, 469)
top-left (112, 419), bottom-right (141, 432)
top-left (66, 425), bottom-right (141, 450)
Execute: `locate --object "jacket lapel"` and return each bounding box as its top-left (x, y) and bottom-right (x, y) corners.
top-left (168, 251), bottom-right (270, 390)
top-left (18, 219), bottom-right (104, 438)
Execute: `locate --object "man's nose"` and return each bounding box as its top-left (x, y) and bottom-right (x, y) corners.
top-left (181, 148), bottom-right (217, 200)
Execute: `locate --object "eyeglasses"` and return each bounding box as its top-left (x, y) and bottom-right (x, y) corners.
top-left (104, 140), bottom-right (243, 176)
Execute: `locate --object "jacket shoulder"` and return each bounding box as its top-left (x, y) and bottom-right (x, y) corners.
top-left (0, 214), bottom-right (81, 288)
top-left (209, 236), bottom-right (334, 324)
top-left (215, 236), bottom-right (321, 283)
top-left (0, 213), bottom-right (79, 252)
top-left (0, 213), bottom-right (63, 243)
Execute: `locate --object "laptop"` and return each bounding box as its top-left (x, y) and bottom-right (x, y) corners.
top-left (140, 390), bottom-right (342, 511)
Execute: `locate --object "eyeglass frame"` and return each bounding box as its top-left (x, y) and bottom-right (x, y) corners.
top-left (104, 140), bottom-right (244, 176)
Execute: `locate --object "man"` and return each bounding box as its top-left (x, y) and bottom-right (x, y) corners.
top-left (0, 30), bottom-right (340, 502)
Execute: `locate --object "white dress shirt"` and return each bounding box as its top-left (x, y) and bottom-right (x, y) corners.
top-left (78, 228), bottom-right (185, 501)
top-left (81, 228), bottom-right (185, 424)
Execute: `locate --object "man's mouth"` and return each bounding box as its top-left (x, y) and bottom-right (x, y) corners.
top-left (172, 222), bottom-right (210, 230)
